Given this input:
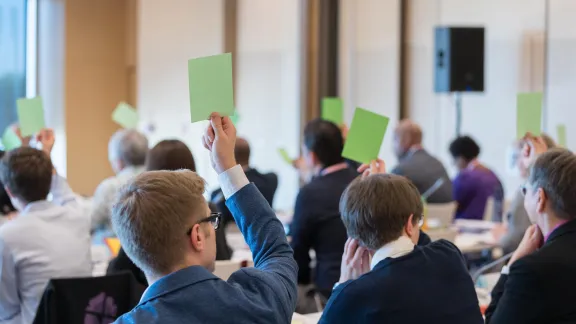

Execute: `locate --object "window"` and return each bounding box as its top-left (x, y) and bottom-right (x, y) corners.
top-left (0, 0), bottom-right (37, 133)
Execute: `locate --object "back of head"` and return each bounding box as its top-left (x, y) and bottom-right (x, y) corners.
top-left (0, 147), bottom-right (53, 204)
top-left (340, 174), bottom-right (423, 250)
top-left (234, 138), bottom-right (251, 167)
top-left (111, 170), bottom-right (207, 277)
top-left (394, 119), bottom-right (423, 156)
top-left (529, 148), bottom-right (576, 220)
top-left (449, 136), bottom-right (480, 161)
top-left (146, 140), bottom-right (196, 172)
top-left (303, 119), bottom-right (344, 167)
top-left (108, 129), bottom-right (149, 168)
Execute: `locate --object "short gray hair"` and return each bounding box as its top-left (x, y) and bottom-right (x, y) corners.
top-left (108, 129), bottom-right (149, 167)
top-left (529, 148), bottom-right (576, 220)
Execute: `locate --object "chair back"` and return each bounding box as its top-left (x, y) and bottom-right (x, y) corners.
top-left (33, 273), bottom-right (145, 324)
top-left (426, 201), bottom-right (457, 228)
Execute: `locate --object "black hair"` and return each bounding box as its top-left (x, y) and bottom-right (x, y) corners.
top-left (303, 119), bottom-right (344, 167)
top-left (449, 136), bottom-right (480, 162)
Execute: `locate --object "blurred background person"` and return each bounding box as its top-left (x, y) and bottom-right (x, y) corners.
top-left (391, 119), bottom-right (453, 203)
top-left (449, 135), bottom-right (504, 221)
top-left (91, 129), bottom-right (148, 235)
top-left (211, 137), bottom-right (278, 227)
top-left (0, 150), bottom-right (16, 228)
top-left (107, 139), bottom-right (231, 286)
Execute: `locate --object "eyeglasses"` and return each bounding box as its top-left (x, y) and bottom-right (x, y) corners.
top-left (186, 212), bottom-right (222, 236)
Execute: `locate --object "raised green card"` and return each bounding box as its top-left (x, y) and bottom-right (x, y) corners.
top-left (112, 102), bottom-right (139, 129)
top-left (322, 97), bottom-right (344, 125)
top-left (278, 148), bottom-right (293, 165)
top-left (557, 124), bottom-right (567, 147)
top-left (516, 93), bottom-right (542, 139)
top-left (188, 53), bottom-right (235, 122)
top-left (2, 127), bottom-right (22, 151)
top-left (342, 108), bottom-right (390, 164)
top-left (16, 97), bottom-right (45, 137)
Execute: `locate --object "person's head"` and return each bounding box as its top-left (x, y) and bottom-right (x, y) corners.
top-left (524, 149), bottom-right (576, 228)
top-left (112, 170), bottom-right (219, 283)
top-left (0, 147), bottom-right (53, 211)
top-left (513, 133), bottom-right (556, 179)
top-left (234, 138), bottom-right (250, 168)
top-left (449, 136), bottom-right (480, 171)
top-left (393, 119), bottom-right (423, 158)
top-left (340, 174), bottom-right (423, 249)
top-left (303, 119), bottom-right (344, 170)
top-left (146, 140), bottom-right (196, 172)
top-left (108, 129), bottom-right (149, 174)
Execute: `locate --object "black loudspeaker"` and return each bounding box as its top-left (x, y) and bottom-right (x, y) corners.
top-left (434, 27), bottom-right (485, 93)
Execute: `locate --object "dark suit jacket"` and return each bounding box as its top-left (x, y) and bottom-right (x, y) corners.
top-left (211, 168), bottom-right (278, 226)
top-left (391, 149), bottom-right (453, 203)
top-left (485, 219), bottom-right (576, 323)
top-left (114, 184), bottom-right (297, 324)
top-left (107, 203), bottom-right (232, 286)
top-left (319, 240), bottom-right (483, 324)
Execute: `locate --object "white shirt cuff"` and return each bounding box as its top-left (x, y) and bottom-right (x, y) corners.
top-left (501, 265), bottom-right (510, 275)
top-left (218, 165), bottom-right (250, 199)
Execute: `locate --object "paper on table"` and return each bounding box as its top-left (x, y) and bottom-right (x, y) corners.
top-left (1, 127), bottom-right (22, 151)
top-left (321, 97), bottom-right (344, 126)
top-left (516, 93), bottom-right (542, 139)
top-left (16, 97), bottom-right (45, 137)
top-left (188, 53), bottom-right (235, 122)
top-left (557, 124), bottom-right (567, 147)
top-left (341, 108), bottom-right (390, 164)
top-left (278, 148), bottom-right (293, 165)
top-left (112, 102), bottom-right (139, 129)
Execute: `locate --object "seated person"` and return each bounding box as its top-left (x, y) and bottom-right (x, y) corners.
top-left (319, 160), bottom-right (483, 324)
top-left (112, 114), bottom-right (297, 323)
top-left (107, 139), bottom-right (231, 286)
top-left (485, 137), bottom-right (576, 323)
top-left (495, 134), bottom-right (556, 254)
top-left (289, 119), bottom-right (358, 301)
top-left (211, 137), bottom-right (278, 226)
top-left (391, 119), bottom-right (453, 203)
top-left (0, 129), bottom-right (92, 323)
top-left (449, 136), bottom-right (504, 221)
top-left (91, 129), bottom-right (148, 234)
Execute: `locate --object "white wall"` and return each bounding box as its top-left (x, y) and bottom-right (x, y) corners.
top-left (236, 0), bottom-right (303, 210)
top-left (406, 0), bottom-right (547, 197)
top-left (339, 0), bottom-right (401, 166)
top-left (137, 0), bottom-right (224, 189)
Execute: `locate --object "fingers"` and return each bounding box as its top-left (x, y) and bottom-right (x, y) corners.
top-left (210, 113), bottom-right (224, 136)
top-left (362, 170), bottom-right (370, 179)
top-left (376, 158), bottom-right (386, 173)
top-left (361, 249), bottom-right (371, 272)
top-left (346, 238), bottom-right (359, 263)
top-left (343, 237), bottom-right (351, 257)
top-left (202, 134), bottom-right (211, 151)
top-left (351, 243), bottom-right (367, 268)
top-left (357, 164), bottom-right (370, 174)
top-left (207, 123), bottom-right (216, 143)
top-left (369, 160), bottom-right (378, 175)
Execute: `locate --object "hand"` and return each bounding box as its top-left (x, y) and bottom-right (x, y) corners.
top-left (36, 128), bottom-right (55, 156)
top-left (357, 158), bottom-right (386, 179)
top-left (520, 133), bottom-right (548, 169)
top-left (509, 224), bottom-right (543, 266)
top-left (292, 156), bottom-right (305, 170)
top-left (12, 125), bottom-right (32, 147)
top-left (339, 238), bottom-right (371, 283)
top-left (202, 113), bottom-right (237, 174)
top-left (340, 124), bottom-right (349, 141)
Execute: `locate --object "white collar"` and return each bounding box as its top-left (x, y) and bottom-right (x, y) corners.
top-left (370, 236), bottom-right (415, 270)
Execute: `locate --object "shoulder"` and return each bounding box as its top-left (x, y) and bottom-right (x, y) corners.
top-left (323, 279), bottom-right (367, 315)
top-left (94, 176), bottom-right (120, 195)
top-left (422, 239), bottom-right (466, 261)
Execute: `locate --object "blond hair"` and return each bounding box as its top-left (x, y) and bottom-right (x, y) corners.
top-left (111, 170), bottom-right (207, 276)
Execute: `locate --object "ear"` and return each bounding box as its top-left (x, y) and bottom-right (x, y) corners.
top-left (189, 224), bottom-right (205, 252)
top-left (405, 214), bottom-right (416, 237)
top-left (536, 188), bottom-right (547, 214)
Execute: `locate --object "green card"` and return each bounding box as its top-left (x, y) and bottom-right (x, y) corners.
top-left (342, 108), bottom-right (390, 164)
top-left (188, 53), bottom-right (235, 122)
top-left (278, 148), bottom-right (293, 164)
top-left (16, 97), bottom-right (45, 137)
top-left (322, 97), bottom-right (344, 125)
top-left (557, 124), bottom-right (567, 147)
top-left (112, 102), bottom-right (139, 129)
top-left (2, 127), bottom-right (22, 151)
top-left (516, 93), bottom-right (542, 139)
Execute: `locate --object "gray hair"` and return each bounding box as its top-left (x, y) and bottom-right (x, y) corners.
top-left (108, 129), bottom-right (149, 167)
top-left (528, 148), bottom-right (576, 220)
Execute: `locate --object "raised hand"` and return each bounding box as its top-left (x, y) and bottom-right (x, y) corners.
top-left (202, 113), bottom-right (237, 174)
top-left (36, 128), bottom-right (55, 156)
top-left (357, 158), bottom-right (386, 179)
top-left (12, 125), bottom-right (32, 147)
top-left (520, 133), bottom-right (548, 169)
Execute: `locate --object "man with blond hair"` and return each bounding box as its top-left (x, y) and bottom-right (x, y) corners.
top-left (112, 114), bottom-right (297, 323)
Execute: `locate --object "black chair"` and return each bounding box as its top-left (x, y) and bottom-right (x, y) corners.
top-left (33, 272), bottom-right (145, 324)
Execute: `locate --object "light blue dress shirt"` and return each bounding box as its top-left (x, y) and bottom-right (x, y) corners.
top-left (0, 174), bottom-right (92, 324)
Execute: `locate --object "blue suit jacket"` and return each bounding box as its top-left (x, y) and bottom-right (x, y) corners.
top-left (319, 240), bottom-right (483, 324)
top-left (114, 184), bottom-right (298, 323)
